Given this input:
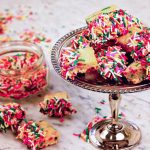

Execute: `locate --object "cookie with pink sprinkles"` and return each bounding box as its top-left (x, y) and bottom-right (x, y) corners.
top-left (17, 120), bottom-right (60, 150)
top-left (0, 103), bottom-right (26, 132)
top-left (97, 46), bottom-right (127, 82)
top-left (87, 8), bottom-right (143, 45)
top-left (39, 92), bottom-right (77, 119)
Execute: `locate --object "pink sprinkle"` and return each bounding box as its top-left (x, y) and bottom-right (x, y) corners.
top-left (73, 133), bottom-right (81, 137)
top-left (121, 112), bottom-right (126, 117)
top-left (59, 118), bottom-right (64, 123)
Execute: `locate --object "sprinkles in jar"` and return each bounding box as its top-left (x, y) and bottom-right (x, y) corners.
top-left (0, 41), bottom-right (48, 99)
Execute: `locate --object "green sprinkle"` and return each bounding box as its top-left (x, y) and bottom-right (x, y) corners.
top-left (85, 128), bottom-right (89, 135)
top-left (24, 118), bottom-right (28, 123)
top-left (131, 74), bottom-right (134, 78)
top-left (101, 100), bottom-right (106, 103)
top-left (131, 50), bottom-right (135, 54)
top-left (137, 42), bottom-right (143, 49)
top-left (101, 72), bottom-right (105, 77)
top-left (136, 18), bottom-right (140, 25)
top-left (103, 116), bottom-right (107, 119)
top-left (142, 75), bottom-right (145, 79)
top-left (101, 6), bottom-right (111, 12)
top-left (78, 58), bottom-right (85, 62)
top-left (73, 60), bottom-right (79, 66)
top-left (147, 27), bottom-right (150, 31)
top-left (10, 108), bottom-right (15, 111)
top-left (100, 99), bottom-right (106, 104)
top-left (89, 34), bottom-right (92, 40)
top-left (95, 107), bottom-right (101, 114)
top-left (135, 63), bottom-right (140, 67)
top-left (122, 17), bottom-right (126, 27)
top-left (118, 113), bottom-right (122, 117)
top-left (114, 77), bottom-right (119, 82)
top-left (101, 57), bottom-right (105, 60)
top-left (8, 58), bottom-right (13, 62)
top-left (121, 60), bottom-right (124, 64)
top-left (118, 113), bottom-right (123, 119)
top-left (101, 64), bottom-right (105, 69)
top-left (98, 52), bottom-right (101, 57)
top-left (147, 58), bottom-right (150, 63)
top-left (54, 97), bottom-right (58, 101)
top-left (16, 53), bottom-right (23, 56)
top-left (73, 52), bottom-right (77, 56)
top-left (98, 69), bottom-right (101, 74)
top-left (86, 135), bottom-right (89, 142)
top-left (39, 37), bottom-right (46, 41)
top-left (109, 18), bottom-right (115, 25)
top-left (78, 36), bottom-right (83, 43)
top-left (117, 30), bottom-right (121, 36)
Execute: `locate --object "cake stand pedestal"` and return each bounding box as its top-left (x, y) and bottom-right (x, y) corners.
top-left (89, 93), bottom-right (141, 149)
top-left (51, 26), bottom-right (150, 150)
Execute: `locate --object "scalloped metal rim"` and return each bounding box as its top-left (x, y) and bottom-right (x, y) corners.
top-left (51, 26), bottom-right (150, 93)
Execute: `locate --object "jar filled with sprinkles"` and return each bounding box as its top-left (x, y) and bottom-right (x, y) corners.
top-left (0, 41), bottom-right (48, 99)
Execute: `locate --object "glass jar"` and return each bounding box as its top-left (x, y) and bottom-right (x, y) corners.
top-left (0, 41), bottom-right (48, 99)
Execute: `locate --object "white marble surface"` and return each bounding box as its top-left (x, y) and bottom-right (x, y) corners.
top-left (0, 0), bottom-right (150, 150)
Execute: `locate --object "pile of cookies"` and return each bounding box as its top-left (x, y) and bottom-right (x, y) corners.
top-left (60, 5), bottom-right (150, 84)
top-left (0, 92), bottom-right (76, 150)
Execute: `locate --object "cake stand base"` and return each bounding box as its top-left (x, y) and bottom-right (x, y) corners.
top-left (89, 119), bottom-right (141, 150)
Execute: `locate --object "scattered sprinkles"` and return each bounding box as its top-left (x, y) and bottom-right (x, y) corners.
top-left (73, 98), bottom-right (127, 143)
top-left (80, 117), bottom-right (105, 142)
top-left (118, 112), bottom-right (126, 119)
top-left (103, 116), bottom-right (108, 119)
top-left (19, 29), bottom-right (52, 45)
top-left (100, 99), bottom-right (106, 104)
top-left (0, 8), bottom-right (52, 47)
top-left (0, 12), bottom-right (13, 34)
top-left (95, 107), bottom-right (101, 114)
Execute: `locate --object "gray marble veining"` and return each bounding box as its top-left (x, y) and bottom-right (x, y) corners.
top-left (0, 0), bottom-right (150, 149)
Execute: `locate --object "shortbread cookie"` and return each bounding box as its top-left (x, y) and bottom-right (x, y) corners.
top-left (17, 120), bottom-right (59, 150)
top-left (60, 46), bottom-right (98, 80)
top-left (86, 5), bottom-right (117, 24)
top-left (117, 28), bottom-right (150, 60)
top-left (0, 103), bottom-right (25, 132)
top-left (72, 29), bottom-right (91, 49)
top-left (97, 46), bottom-right (127, 82)
top-left (123, 61), bottom-right (146, 84)
top-left (39, 92), bottom-right (77, 118)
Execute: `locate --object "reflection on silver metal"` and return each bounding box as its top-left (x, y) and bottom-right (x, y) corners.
top-left (51, 27), bottom-right (150, 150)
top-left (89, 94), bottom-right (141, 150)
top-left (89, 119), bottom-right (141, 150)
top-left (109, 94), bottom-right (121, 124)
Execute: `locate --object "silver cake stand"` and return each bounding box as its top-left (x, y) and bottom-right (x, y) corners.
top-left (51, 27), bottom-right (150, 150)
